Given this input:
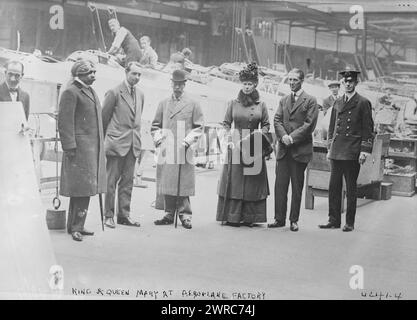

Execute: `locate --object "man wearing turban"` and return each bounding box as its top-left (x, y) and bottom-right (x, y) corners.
top-left (58, 60), bottom-right (107, 241)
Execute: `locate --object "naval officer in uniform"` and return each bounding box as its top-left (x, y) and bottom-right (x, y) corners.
top-left (319, 68), bottom-right (374, 232)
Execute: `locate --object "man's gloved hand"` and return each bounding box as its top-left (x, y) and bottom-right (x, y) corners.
top-left (282, 134), bottom-right (293, 146)
top-left (359, 151), bottom-right (371, 165)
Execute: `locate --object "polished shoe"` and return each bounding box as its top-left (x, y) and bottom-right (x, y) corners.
top-left (80, 228), bottom-right (94, 236)
top-left (225, 222), bottom-right (241, 227)
top-left (105, 217), bottom-right (116, 229)
top-left (154, 216), bottom-right (174, 225)
top-left (117, 216), bottom-right (140, 227)
top-left (181, 219), bottom-right (192, 229)
top-left (71, 231), bottom-right (83, 242)
top-left (290, 222), bottom-right (299, 232)
top-left (318, 222), bottom-right (341, 229)
top-left (241, 222), bottom-right (256, 228)
top-left (342, 224), bottom-right (354, 232)
top-left (268, 220), bottom-right (285, 228)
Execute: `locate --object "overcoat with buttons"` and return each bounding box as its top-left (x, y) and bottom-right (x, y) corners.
top-left (327, 92), bottom-right (374, 160)
top-left (151, 93), bottom-right (204, 197)
top-left (58, 81), bottom-right (107, 197)
top-left (274, 91), bottom-right (319, 163)
top-left (217, 98), bottom-right (270, 201)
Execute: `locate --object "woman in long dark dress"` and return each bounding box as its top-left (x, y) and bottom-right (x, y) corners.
top-left (216, 62), bottom-right (270, 227)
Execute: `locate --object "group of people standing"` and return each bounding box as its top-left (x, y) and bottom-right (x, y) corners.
top-left (57, 58), bottom-right (205, 241)
top-left (56, 55), bottom-right (374, 242)
top-left (216, 63), bottom-right (374, 234)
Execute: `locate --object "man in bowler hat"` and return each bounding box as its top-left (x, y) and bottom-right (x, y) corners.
top-left (319, 68), bottom-right (374, 232)
top-left (151, 69), bottom-right (204, 229)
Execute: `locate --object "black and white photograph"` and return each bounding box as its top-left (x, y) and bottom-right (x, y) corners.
top-left (0, 0), bottom-right (416, 304)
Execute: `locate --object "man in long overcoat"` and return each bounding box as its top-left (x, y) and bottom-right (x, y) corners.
top-left (151, 69), bottom-right (204, 229)
top-left (58, 60), bottom-right (107, 241)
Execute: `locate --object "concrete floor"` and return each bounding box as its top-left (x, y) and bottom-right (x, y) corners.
top-left (42, 155), bottom-right (417, 300)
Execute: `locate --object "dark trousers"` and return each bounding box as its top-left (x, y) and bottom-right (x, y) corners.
top-left (274, 152), bottom-right (308, 223)
top-left (105, 148), bottom-right (136, 218)
top-left (164, 195), bottom-right (192, 220)
top-left (328, 160), bottom-right (360, 226)
top-left (67, 196), bottom-right (90, 233)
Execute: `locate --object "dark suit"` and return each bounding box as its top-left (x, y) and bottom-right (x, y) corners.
top-left (274, 90), bottom-right (318, 223)
top-left (327, 92), bottom-right (374, 226)
top-left (58, 80), bottom-right (107, 233)
top-left (0, 82), bottom-right (30, 120)
top-left (102, 82), bottom-right (144, 219)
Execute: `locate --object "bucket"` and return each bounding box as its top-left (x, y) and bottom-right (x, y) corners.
top-left (381, 182), bottom-right (393, 200)
top-left (46, 209), bottom-right (66, 230)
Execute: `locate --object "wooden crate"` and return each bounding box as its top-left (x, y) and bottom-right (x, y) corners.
top-left (388, 138), bottom-right (417, 158)
top-left (383, 173), bottom-right (416, 197)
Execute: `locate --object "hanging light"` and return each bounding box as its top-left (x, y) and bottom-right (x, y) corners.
top-left (339, 28), bottom-right (349, 35)
top-left (386, 37), bottom-right (394, 43)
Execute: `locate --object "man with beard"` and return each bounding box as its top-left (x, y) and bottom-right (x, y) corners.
top-left (58, 60), bottom-right (107, 241)
top-left (151, 69), bottom-right (204, 229)
top-left (319, 68), bottom-right (374, 232)
top-left (102, 61), bottom-right (143, 228)
top-left (268, 68), bottom-right (318, 232)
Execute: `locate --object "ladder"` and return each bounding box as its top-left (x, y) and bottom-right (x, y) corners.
top-left (370, 56), bottom-right (384, 78)
top-left (245, 29), bottom-right (260, 65)
top-left (234, 28), bottom-right (250, 63)
top-left (353, 54), bottom-right (367, 81)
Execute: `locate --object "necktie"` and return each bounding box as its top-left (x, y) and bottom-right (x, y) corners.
top-left (130, 86), bottom-right (136, 105)
top-left (344, 95), bottom-right (348, 103)
top-left (9, 87), bottom-right (18, 93)
top-left (291, 92), bottom-right (296, 107)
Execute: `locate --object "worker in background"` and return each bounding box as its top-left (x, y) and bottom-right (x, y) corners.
top-left (139, 36), bottom-right (158, 68)
top-left (322, 80), bottom-right (341, 116)
top-left (164, 52), bottom-right (186, 73)
top-left (107, 18), bottom-right (142, 66)
top-left (375, 86), bottom-right (401, 133)
top-left (0, 60), bottom-right (30, 120)
top-left (181, 48), bottom-right (193, 72)
top-left (404, 93), bottom-right (417, 121)
top-left (378, 86), bottom-right (397, 107)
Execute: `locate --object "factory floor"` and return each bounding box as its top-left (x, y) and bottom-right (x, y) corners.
top-left (41, 154), bottom-right (417, 300)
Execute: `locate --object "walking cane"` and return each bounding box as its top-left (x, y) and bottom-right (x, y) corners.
top-left (99, 194), bottom-right (104, 231)
top-left (174, 141), bottom-right (188, 228)
top-left (174, 163), bottom-right (182, 228)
